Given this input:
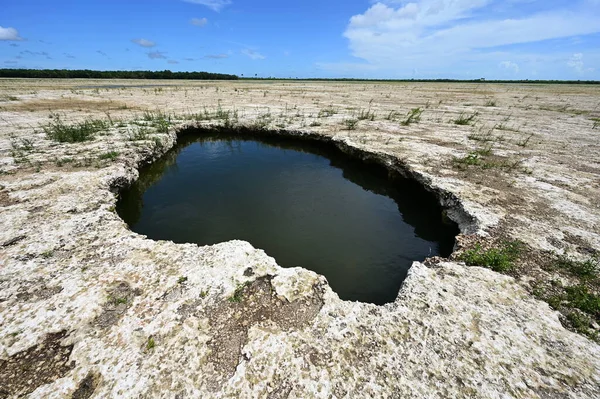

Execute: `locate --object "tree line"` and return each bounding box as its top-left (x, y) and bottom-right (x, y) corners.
top-left (0, 69), bottom-right (238, 80)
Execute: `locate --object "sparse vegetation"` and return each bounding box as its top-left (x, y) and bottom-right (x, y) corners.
top-left (318, 106), bottom-right (337, 118)
top-left (453, 112), bottom-right (478, 125)
top-left (343, 118), bottom-right (359, 130)
top-left (228, 282), bottom-right (249, 303)
top-left (98, 151), bottom-right (119, 161)
top-left (459, 241), bottom-right (523, 272)
top-left (357, 108), bottom-right (376, 121)
top-left (146, 336), bottom-right (156, 350)
top-left (400, 108), bottom-right (423, 126)
top-left (43, 115), bottom-right (108, 143)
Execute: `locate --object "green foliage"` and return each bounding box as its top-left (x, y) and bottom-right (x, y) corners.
top-left (178, 276), bottom-right (188, 284)
top-left (565, 285), bottom-right (600, 315)
top-left (485, 99), bottom-right (497, 107)
top-left (459, 241), bottom-right (522, 272)
top-left (228, 283), bottom-right (249, 303)
top-left (453, 112), bottom-right (478, 125)
top-left (343, 118), bottom-right (359, 130)
top-left (146, 336), bottom-right (156, 350)
top-left (555, 255), bottom-right (598, 279)
top-left (0, 68), bottom-right (238, 80)
top-left (400, 108), bottom-right (423, 126)
top-left (98, 151), bottom-right (119, 161)
top-left (592, 118), bottom-right (600, 129)
top-left (43, 115), bottom-right (108, 143)
top-left (128, 126), bottom-right (150, 141)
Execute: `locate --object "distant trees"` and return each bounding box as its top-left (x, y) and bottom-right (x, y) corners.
top-left (0, 69), bottom-right (238, 80)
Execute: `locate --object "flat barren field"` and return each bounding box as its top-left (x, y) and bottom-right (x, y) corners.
top-left (1, 78), bottom-right (599, 398)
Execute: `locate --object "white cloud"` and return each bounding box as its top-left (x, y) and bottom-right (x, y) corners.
top-left (242, 49), bottom-right (265, 60)
top-left (131, 38), bottom-right (156, 48)
top-left (0, 26), bottom-right (23, 41)
top-left (567, 53), bottom-right (595, 74)
top-left (191, 17), bottom-right (208, 27)
top-left (183, 0), bottom-right (232, 12)
top-left (500, 61), bottom-right (519, 73)
top-left (333, 0), bottom-right (600, 77)
top-left (148, 51), bottom-right (167, 59)
top-left (568, 53), bottom-right (584, 73)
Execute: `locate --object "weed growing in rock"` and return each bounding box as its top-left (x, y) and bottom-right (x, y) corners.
top-left (343, 118), bottom-right (359, 130)
top-left (554, 255), bottom-right (598, 279)
top-left (357, 108), bottom-right (376, 121)
top-left (43, 116), bottom-right (108, 143)
top-left (228, 283), bottom-right (249, 303)
top-left (401, 108), bottom-right (423, 126)
top-left (318, 105), bottom-right (337, 118)
top-left (146, 337), bottom-right (155, 350)
top-left (459, 241), bottom-right (522, 272)
top-left (453, 112), bottom-right (478, 125)
top-left (98, 151), bottom-right (119, 161)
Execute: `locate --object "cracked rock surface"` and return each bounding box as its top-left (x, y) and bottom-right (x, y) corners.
top-left (1, 79), bottom-right (599, 398)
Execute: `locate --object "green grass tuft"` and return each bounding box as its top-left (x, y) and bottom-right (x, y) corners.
top-left (43, 116), bottom-right (108, 143)
top-left (453, 112), bottom-right (478, 125)
top-left (459, 241), bottom-right (522, 272)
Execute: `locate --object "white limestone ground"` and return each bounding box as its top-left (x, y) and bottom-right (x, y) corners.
top-left (0, 79), bottom-right (599, 398)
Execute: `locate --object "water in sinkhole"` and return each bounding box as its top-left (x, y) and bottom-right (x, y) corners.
top-left (117, 132), bottom-right (458, 304)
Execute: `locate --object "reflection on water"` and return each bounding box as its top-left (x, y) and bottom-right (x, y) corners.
top-left (117, 132), bottom-right (458, 304)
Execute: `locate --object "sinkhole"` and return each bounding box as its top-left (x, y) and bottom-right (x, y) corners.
top-left (117, 129), bottom-right (459, 304)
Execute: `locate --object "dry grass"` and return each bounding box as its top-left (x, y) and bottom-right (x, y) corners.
top-left (3, 98), bottom-right (132, 112)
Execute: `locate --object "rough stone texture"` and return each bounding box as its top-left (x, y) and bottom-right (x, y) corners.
top-left (0, 79), bottom-right (599, 398)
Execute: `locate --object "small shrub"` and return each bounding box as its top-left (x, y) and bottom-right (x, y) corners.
top-left (459, 241), bottom-right (522, 272)
top-left (485, 99), bottom-right (497, 107)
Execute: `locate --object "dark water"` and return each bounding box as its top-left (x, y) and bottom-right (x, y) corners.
top-left (117, 133), bottom-right (458, 304)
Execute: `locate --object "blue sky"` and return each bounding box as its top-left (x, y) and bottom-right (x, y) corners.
top-left (1, 0), bottom-right (599, 79)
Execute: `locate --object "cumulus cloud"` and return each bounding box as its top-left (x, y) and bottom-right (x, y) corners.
top-left (500, 61), bottom-right (519, 74)
top-left (241, 49), bottom-right (265, 60)
top-left (148, 51), bottom-right (167, 59)
top-left (131, 38), bottom-right (156, 48)
top-left (183, 0), bottom-right (232, 12)
top-left (0, 26), bottom-right (23, 41)
top-left (328, 0), bottom-right (600, 77)
top-left (191, 17), bottom-right (208, 27)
